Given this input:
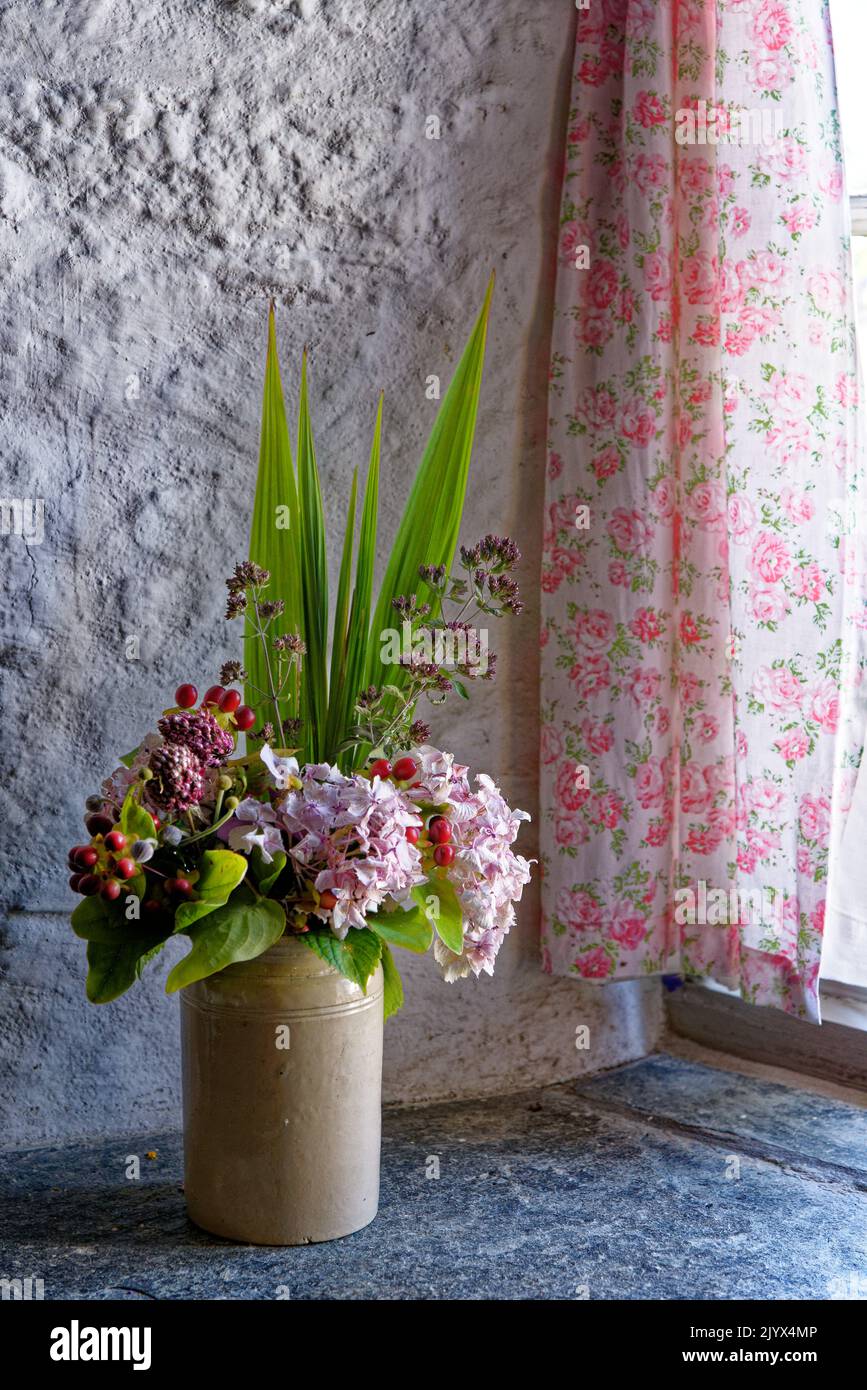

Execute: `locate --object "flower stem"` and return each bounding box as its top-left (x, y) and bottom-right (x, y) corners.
top-left (252, 591), bottom-right (287, 747)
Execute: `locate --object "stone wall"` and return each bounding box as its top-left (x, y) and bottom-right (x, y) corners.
top-left (0, 0), bottom-right (661, 1146)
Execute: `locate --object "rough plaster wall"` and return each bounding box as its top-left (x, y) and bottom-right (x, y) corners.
top-left (0, 0), bottom-right (662, 1145)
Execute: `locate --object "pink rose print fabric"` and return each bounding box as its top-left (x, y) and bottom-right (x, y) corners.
top-left (540, 0), bottom-right (867, 1020)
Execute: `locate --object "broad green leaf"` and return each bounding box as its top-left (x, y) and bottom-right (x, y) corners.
top-left (165, 894), bottom-right (286, 994)
top-left (86, 932), bottom-right (168, 1004)
top-left (135, 940), bottom-right (167, 979)
top-left (368, 902), bottom-right (433, 953)
top-left (247, 306), bottom-right (302, 741)
top-left (302, 925), bottom-right (382, 993)
top-left (119, 746), bottom-right (140, 769)
top-left (173, 849), bottom-right (248, 932)
top-left (364, 276), bottom-right (494, 704)
top-left (296, 353), bottom-right (329, 761)
top-left (380, 941), bottom-right (404, 1021)
top-left (119, 791), bottom-right (156, 841)
top-left (73, 894), bottom-right (124, 943)
top-left (72, 881), bottom-right (147, 942)
top-left (419, 875), bottom-right (464, 954)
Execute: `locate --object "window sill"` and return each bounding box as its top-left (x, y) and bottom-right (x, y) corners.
top-left (820, 981), bottom-right (867, 1031)
top-left (666, 980), bottom-right (867, 1092)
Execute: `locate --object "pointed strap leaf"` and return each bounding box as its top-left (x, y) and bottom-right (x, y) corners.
top-left (328, 395), bottom-right (382, 761)
top-left (364, 276), bottom-right (494, 700)
top-left (325, 467), bottom-right (358, 753)
top-left (247, 307), bottom-right (302, 736)
top-left (296, 353), bottom-right (329, 760)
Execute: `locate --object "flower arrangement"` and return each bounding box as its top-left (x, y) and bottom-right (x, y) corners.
top-left (67, 287), bottom-right (532, 1014)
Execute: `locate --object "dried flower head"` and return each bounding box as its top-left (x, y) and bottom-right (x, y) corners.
top-left (392, 594), bottom-right (430, 619)
top-left (220, 660), bottom-right (248, 685)
top-left (488, 573), bottom-right (524, 614)
top-left (418, 563), bottom-right (446, 589)
top-left (226, 560), bottom-right (270, 593)
top-left (259, 599), bottom-right (285, 620)
top-left (461, 534), bottom-right (521, 573)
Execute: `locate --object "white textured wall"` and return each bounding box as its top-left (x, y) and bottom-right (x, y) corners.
top-left (0, 0), bottom-right (662, 1144)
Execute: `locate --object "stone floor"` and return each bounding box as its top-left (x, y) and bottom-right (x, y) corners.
top-left (2, 1052), bottom-right (866, 1300)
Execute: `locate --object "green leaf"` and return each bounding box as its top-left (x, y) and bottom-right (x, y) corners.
top-left (364, 277), bottom-right (494, 702)
top-left (135, 940), bottom-right (167, 979)
top-left (119, 790), bottom-right (156, 841)
top-left (85, 932), bottom-right (167, 1004)
top-left (173, 849), bottom-right (248, 933)
top-left (380, 941), bottom-right (404, 1021)
top-left (165, 894), bottom-right (286, 994)
top-left (245, 290), bottom-right (493, 765)
top-left (72, 893), bottom-right (115, 941)
top-left (302, 925), bottom-right (382, 992)
top-left (72, 880), bottom-right (147, 942)
top-left (119, 746), bottom-right (140, 769)
top-left (418, 875), bottom-right (464, 954)
top-left (246, 306), bottom-right (302, 741)
top-left (368, 902), bottom-right (433, 953)
top-left (326, 466), bottom-right (358, 752)
top-left (249, 847), bottom-right (287, 895)
top-left (330, 396), bottom-right (382, 765)
top-left (296, 352), bottom-right (329, 762)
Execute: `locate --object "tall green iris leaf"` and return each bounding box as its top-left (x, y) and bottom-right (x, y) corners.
top-left (363, 273), bottom-right (494, 699)
top-left (246, 278), bottom-right (493, 766)
top-left (296, 355), bottom-right (329, 761)
top-left (327, 466), bottom-right (358, 743)
top-left (246, 306), bottom-right (301, 741)
top-left (327, 395), bottom-right (381, 765)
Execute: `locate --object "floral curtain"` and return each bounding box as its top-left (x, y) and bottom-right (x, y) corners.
top-left (540, 0), bottom-right (866, 1020)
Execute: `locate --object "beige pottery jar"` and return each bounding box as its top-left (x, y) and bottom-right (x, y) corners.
top-left (180, 935), bottom-right (383, 1245)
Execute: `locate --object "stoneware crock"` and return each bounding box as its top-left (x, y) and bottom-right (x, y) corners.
top-left (180, 935), bottom-right (383, 1245)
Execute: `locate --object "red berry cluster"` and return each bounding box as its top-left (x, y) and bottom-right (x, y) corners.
top-left (197, 684), bottom-right (256, 732)
top-left (368, 756), bottom-right (456, 867)
top-left (405, 812), bottom-right (455, 865)
top-left (369, 756), bottom-right (418, 783)
top-left (427, 815), bottom-right (455, 866)
top-left (68, 814), bottom-right (139, 901)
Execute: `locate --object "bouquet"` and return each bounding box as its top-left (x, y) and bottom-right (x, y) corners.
top-left (67, 287), bottom-right (532, 1015)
